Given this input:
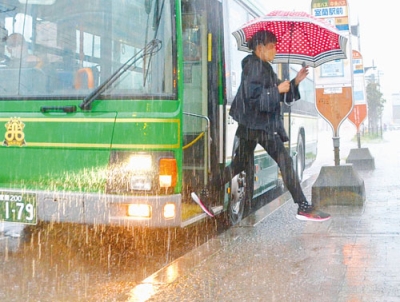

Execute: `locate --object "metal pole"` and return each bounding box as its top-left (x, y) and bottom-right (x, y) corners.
top-left (333, 136), bottom-right (340, 166)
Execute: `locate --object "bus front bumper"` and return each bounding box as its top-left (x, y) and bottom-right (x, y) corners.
top-left (1, 189), bottom-right (183, 228)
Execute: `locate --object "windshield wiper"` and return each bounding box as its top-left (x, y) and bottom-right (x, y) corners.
top-left (143, 0), bottom-right (165, 86)
top-left (79, 39), bottom-right (162, 110)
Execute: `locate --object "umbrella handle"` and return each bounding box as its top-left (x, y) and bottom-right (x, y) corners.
top-left (283, 93), bottom-right (294, 107)
top-left (283, 78), bottom-right (294, 107)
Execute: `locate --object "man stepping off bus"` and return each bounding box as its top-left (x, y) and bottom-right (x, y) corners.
top-left (192, 30), bottom-right (330, 222)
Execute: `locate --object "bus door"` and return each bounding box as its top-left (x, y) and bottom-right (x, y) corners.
top-left (181, 0), bottom-right (225, 201)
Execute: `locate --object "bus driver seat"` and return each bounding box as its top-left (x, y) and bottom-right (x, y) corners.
top-left (74, 67), bottom-right (96, 90)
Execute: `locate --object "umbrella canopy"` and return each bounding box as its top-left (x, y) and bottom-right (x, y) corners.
top-left (232, 10), bottom-right (348, 67)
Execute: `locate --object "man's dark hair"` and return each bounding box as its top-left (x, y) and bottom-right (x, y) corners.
top-left (247, 30), bottom-right (277, 51)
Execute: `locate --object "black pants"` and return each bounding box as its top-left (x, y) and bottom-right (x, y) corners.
top-left (224, 125), bottom-right (307, 205)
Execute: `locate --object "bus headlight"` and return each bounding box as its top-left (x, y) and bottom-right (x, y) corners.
top-left (107, 151), bottom-right (177, 193)
top-left (159, 175), bottom-right (172, 187)
top-left (127, 203), bottom-right (175, 220)
top-left (126, 154), bottom-right (153, 191)
top-left (128, 204), bottom-right (152, 218)
top-left (126, 154), bottom-right (152, 172)
top-left (163, 203), bottom-right (176, 219)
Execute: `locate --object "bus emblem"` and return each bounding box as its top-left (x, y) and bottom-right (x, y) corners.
top-left (3, 117), bottom-right (26, 147)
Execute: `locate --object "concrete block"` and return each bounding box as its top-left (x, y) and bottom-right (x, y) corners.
top-left (346, 147), bottom-right (375, 170)
top-left (312, 164), bottom-right (365, 207)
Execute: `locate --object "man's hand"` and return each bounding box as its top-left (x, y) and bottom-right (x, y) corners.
top-left (295, 66), bottom-right (309, 86)
top-left (277, 80), bottom-right (290, 93)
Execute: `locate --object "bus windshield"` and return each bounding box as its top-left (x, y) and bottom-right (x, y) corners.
top-left (0, 0), bottom-right (174, 98)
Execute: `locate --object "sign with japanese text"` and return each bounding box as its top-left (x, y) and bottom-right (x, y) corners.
top-left (348, 104), bottom-right (367, 132)
top-left (311, 0), bottom-right (353, 136)
top-left (311, 0), bottom-right (352, 88)
top-left (348, 50), bottom-right (367, 132)
top-left (352, 50), bottom-right (364, 74)
top-left (311, 0), bottom-right (349, 31)
top-left (315, 87), bottom-right (353, 135)
top-left (352, 50), bottom-right (366, 105)
top-left (320, 59), bottom-right (344, 77)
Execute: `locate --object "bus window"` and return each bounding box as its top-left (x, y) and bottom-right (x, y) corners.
top-left (181, 1), bottom-right (208, 128)
top-left (224, 0), bottom-right (257, 104)
top-left (0, 0), bottom-right (175, 98)
top-left (5, 13), bottom-right (33, 43)
top-left (181, 0), bottom-right (208, 183)
top-left (290, 65), bottom-right (316, 105)
top-left (115, 43), bottom-right (145, 91)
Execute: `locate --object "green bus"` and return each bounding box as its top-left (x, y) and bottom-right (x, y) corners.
top-left (0, 0), bottom-right (317, 228)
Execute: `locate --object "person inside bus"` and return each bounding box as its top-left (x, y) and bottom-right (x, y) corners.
top-left (193, 30), bottom-right (330, 222)
top-left (0, 26), bottom-right (8, 66)
top-left (6, 33), bottom-right (42, 68)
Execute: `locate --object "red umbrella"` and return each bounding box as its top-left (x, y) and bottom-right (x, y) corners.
top-left (232, 10), bottom-right (348, 67)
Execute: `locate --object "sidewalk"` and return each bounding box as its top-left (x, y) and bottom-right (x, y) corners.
top-left (128, 130), bottom-right (400, 302)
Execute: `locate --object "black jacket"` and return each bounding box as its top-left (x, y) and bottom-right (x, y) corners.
top-left (229, 54), bottom-right (300, 141)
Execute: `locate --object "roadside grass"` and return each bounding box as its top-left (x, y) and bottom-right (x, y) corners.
top-left (353, 132), bottom-right (384, 144)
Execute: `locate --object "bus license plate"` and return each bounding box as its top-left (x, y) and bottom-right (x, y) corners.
top-left (0, 192), bottom-right (37, 225)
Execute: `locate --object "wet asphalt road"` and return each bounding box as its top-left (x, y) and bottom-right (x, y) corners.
top-left (0, 123), bottom-right (365, 301)
top-left (0, 185), bottom-right (280, 301)
top-left (0, 217), bottom-right (222, 301)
